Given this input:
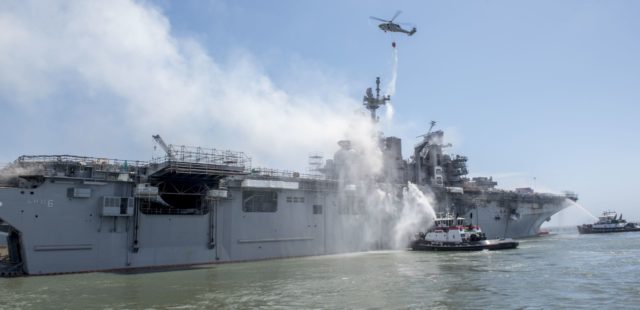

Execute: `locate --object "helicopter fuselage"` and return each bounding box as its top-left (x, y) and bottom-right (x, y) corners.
top-left (378, 22), bottom-right (416, 36)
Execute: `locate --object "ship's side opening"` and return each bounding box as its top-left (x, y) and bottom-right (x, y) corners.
top-left (139, 177), bottom-right (222, 215)
top-left (0, 222), bottom-right (25, 277)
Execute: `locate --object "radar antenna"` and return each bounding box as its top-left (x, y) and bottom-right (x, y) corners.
top-left (363, 77), bottom-right (390, 122)
top-left (152, 134), bottom-right (175, 161)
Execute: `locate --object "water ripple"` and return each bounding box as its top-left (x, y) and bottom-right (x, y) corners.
top-left (2, 232), bottom-right (640, 308)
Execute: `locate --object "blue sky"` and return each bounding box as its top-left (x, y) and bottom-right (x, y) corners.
top-left (1, 0), bottom-right (639, 222)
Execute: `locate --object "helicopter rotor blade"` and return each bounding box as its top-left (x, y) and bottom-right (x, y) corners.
top-left (369, 16), bottom-right (388, 22)
top-left (390, 10), bottom-right (402, 22)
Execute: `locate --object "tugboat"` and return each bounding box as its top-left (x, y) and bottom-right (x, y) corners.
top-left (410, 214), bottom-right (519, 251)
top-left (577, 211), bottom-right (640, 234)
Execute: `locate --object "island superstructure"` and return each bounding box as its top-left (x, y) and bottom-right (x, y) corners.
top-left (0, 78), bottom-right (576, 276)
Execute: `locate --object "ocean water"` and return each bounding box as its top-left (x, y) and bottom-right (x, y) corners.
top-left (1, 231), bottom-right (639, 309)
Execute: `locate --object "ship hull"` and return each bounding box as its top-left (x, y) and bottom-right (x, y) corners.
top-left (577, 226), bottom-right (640, 234)
top-left (0, 176), bottom-right (392, 276)
top-left (0, 176), bottom-right (569, 276)
top-left (410, 239), bottom-right (518, 251)
top-left (469, 201), bottom-right (568, 239)
top-left (426, 187), bottom-right (571, 239)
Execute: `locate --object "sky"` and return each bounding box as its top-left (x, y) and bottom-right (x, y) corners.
top-left (1, 0), bottom-right (639, 223)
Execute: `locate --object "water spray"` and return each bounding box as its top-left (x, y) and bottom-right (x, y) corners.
top-left (393, 183), bottom-right (437, 248)
top-left (568, 200), bottom-right (598, 221)
top-left (385, 45), bottom-right (399, 122)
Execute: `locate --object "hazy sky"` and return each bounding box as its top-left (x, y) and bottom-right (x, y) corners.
top-left (1, 0), bottom-right (639, 222)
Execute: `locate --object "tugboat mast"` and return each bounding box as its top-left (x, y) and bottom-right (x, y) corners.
top-left (363, 77), bottom-right (390, 122)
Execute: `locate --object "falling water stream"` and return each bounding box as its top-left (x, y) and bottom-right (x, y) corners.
top-left (384, 46), bottom-right (398, 122)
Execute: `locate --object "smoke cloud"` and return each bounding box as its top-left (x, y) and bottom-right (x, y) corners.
top-left (0, 163), bottom-right (44, 186)
top-left (0, 0), bottom-right (368, 169)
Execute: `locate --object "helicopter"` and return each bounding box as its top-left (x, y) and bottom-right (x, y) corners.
top-left (370, 11), bottom-right (417, 36)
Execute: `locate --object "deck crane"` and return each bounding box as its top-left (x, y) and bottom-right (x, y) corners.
top-left (414, 121), bottom-right (451, 158)
top-left (416, 120), bottom-right (437, 139)
top-left (152, 134), bottom-right (175, 161)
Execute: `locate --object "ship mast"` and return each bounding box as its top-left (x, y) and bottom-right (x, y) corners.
top-left (363, 77), bottom-right (390, 122)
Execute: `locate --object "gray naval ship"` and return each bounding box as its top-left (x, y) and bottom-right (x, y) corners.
top-left (0, 78), bottom-right (577, 276)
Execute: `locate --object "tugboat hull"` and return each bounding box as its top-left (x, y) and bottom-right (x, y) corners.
top-left (577, 226), bottom-right (640, 234)
top-left (411, 239), bottom-right (519, 251)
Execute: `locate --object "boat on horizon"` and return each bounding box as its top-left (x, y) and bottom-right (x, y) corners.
top-left (577, 211), bottom-right (640, 234)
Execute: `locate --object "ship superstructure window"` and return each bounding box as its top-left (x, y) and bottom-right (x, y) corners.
top-left (286, 196), bottom-right (305, 203)
top-left (313, 205), bottom-right (323, 215)
top-left (243, 190), bottom-right (278, 213)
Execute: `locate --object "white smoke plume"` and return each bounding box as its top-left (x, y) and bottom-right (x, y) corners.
top-left (0, 0), bottom-right (367, 169)
top-left (0, 163), bottom-right (44, 186)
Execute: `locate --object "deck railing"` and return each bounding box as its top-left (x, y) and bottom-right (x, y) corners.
top-left (249, 167), bottom-right (327, 180)
top-left (151, 145), bottom-right (251, 168)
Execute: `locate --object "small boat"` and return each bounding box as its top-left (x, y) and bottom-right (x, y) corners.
top-left (537, 229), bottom-right (550, 236)
top-left (410, 214), bottom-right (519, 251)
top-left (577, 211), bottom-right (640, 234)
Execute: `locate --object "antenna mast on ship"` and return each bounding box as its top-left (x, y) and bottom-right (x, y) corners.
top-left (363, 77), bottom-right (390, 122)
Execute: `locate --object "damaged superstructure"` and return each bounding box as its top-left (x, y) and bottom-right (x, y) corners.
top-left (407, 128), bottom-right (576, 238)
